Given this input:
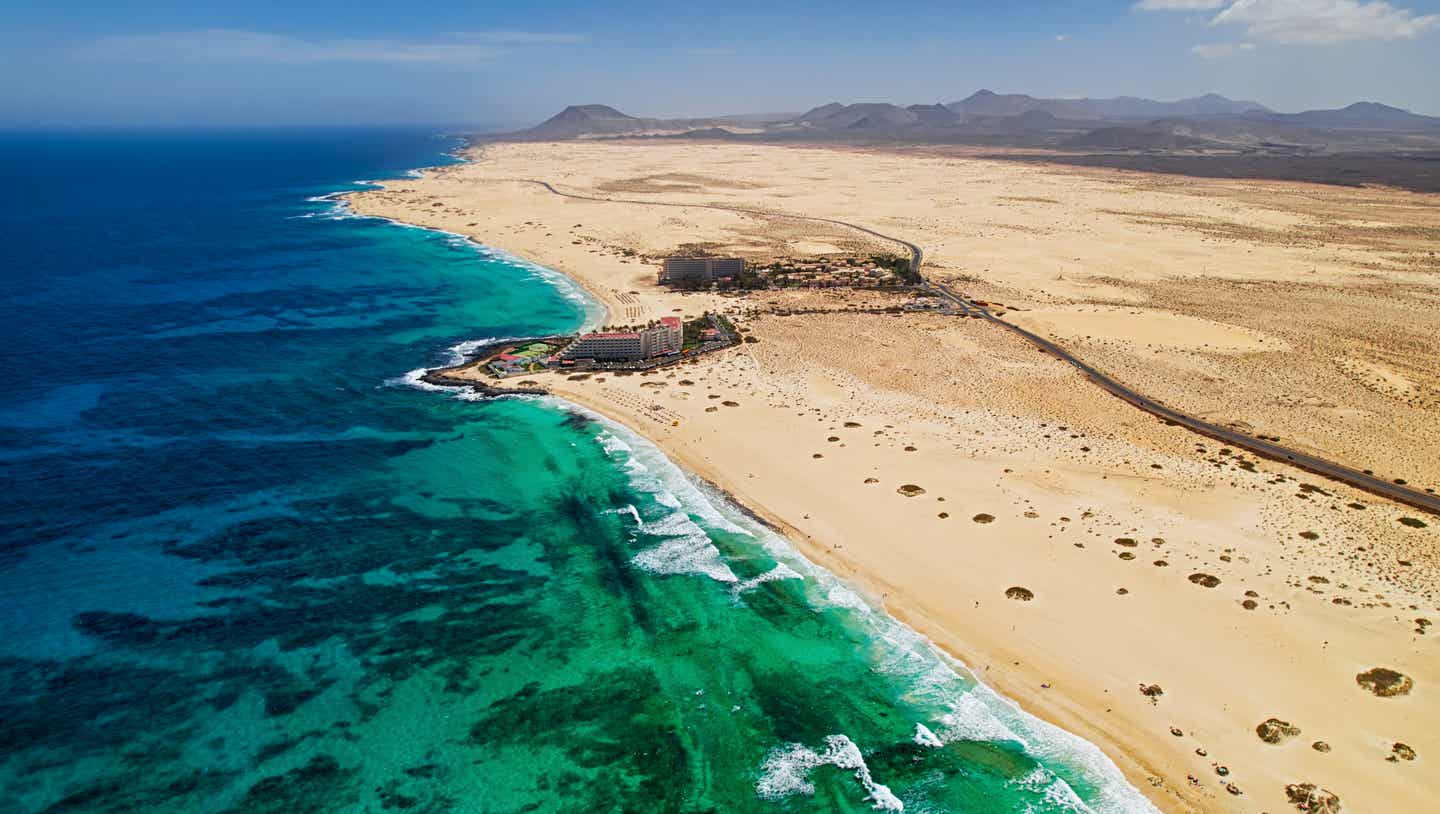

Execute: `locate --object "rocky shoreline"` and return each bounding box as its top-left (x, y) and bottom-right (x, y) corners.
top-left (418, 369), bottom-right (549, 398)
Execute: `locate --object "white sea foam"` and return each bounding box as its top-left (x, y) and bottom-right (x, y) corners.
top-left (374, 213), bottom-right (1157, 814)
top-left (731, 562), bottom-right (802, 595)
top-left (568, 405), bottom-right (749, 539)
top-left (622, 485), bottom-right (737, 583)
top-left (441, 335), bottom-right (525, 367)
top-left (391, 367), bottom-right (453, 393)
top-left (913, 723), bottom-right (943, 749)
top-left (631, 530), bottom-right (737, 584)
top-left (543, 397), bottom-right (1158, 811)
top-left (560, 410), bottom-right (742, 584)
top-left (756, 734), bottom-right (903, 811)
top-left (824, 584), bottom-right (872, 613)
top-left (617, 504), bottom-right (642, 526)
top-left (1012, 766), bottom-right (1091, 813)
top-left (290, 191), bottom-right (358, 221)
top-left (931, 693), bottom-right (1024, 746)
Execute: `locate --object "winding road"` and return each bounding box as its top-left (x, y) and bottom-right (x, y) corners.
top-left (931, 283), bottom-right (1440, 516)
top-left (519, 176), bottom-right (1438, 516)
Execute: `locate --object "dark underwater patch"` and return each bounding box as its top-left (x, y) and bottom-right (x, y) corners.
top-left (231, 755), bottom-right (357, 814)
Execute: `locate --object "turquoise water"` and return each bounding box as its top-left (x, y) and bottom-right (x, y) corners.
top-left (0, 130), bottom-right (1155, 813)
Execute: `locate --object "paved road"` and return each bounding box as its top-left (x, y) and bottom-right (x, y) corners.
top-left (518, 179), bottom-right (924, 276)
top-left (930, 283), bottom-right (1440, 516)
top-left (519, 176), bottom-right (1436, 515)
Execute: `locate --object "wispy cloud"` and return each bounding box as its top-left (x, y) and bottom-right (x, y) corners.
top-left (1140, 0), bottom-right (1439, 46)
top-left (687, 47), bottom-right (736, 56)
top-left (74, 28), bottom-right (584, 64)
top-left (1212, 0), bottom-right (1439, 44)
top-left (1191, 41), bottom-right (1258, 57)
top-left (1053, 33), bottom-right (1071, 41)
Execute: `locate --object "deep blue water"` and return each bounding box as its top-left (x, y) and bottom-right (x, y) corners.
top-left (0, 129), bottom-right (1154, 813)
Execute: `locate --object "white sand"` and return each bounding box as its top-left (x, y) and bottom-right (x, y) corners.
top-left (350, 140), bottom-right (1440, 813)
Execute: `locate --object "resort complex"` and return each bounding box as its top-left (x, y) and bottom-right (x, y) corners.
top-left (559, 316), bottom-right (682, 361)
top-left (658, 254), bottom-right (917, 290)
top-left (471, 313), bottom-right (737, 379)
top-left (365, 113), bottom-right (1440, 814)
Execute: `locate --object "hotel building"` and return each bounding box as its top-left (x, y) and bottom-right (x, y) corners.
top-left (658, 257), bottom-right (745, 286)
top-left (559, 317), bottom-right (682, 362)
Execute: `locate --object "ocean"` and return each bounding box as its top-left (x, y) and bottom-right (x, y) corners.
top-left (0, 128), bottom-right (1156, 813)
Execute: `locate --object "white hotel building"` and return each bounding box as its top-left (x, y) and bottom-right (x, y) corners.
top-left (559, 317), bottom-right (682, 362)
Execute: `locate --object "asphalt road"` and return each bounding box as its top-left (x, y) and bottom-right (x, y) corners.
top-left (931, 283), bottom-right (1440, 516)
top-left (519, 176), bottom-right (1436, 515)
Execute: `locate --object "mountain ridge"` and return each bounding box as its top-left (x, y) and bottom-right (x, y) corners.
top-left (496, 95), bottom-right (1440, 153)
top-left (947, 90), bottom-right (1270, 119)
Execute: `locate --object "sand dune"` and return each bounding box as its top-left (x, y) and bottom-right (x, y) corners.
top-left (350, 140), bottom-right (1439, 813)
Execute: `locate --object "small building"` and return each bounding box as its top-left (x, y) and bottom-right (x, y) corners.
top-left (659, 257), bottom-right (745, 287)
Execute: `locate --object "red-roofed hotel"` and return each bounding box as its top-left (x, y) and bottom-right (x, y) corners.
top-left (558, 317), bottom-right (682, 362)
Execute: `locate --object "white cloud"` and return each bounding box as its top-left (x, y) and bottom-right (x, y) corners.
top-left (1054, 33), bottom-right (1071, 41)
top-left (75, 28), bottom-right (584, 64)
top-left (1191, 41), bottom-right (1258, 57)
top-left (687, 47), bottom-right (736, 56)
top-left (1135, 0), bottom-right (1226, 9)
top-left (1211, 0), bottom-right (1439, 44)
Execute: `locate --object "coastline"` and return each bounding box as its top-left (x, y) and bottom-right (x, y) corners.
top-left (538, 376), bottom-right (1182, 810)
top-left (553, 392), bottom-right (1165, 813)
top-left (350, 146), bottom-right (1180, 810)
top-left (349, 139), bottom-right (1439, 814)
top-left (337, 156), bottom-right (618, 332)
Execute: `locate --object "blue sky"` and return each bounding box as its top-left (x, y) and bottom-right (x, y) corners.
top-left (2, 0), bottom-right (1438, 127)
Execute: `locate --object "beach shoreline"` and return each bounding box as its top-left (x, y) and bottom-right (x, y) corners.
top-left (545, 375), bottom-right (1199, 808)
top-left (354, 147), bottom-right (1186, 808)
top-left (351, 138), bottom-right (1439, 814)
top-left (540, 379), bottom-right (1182, 804)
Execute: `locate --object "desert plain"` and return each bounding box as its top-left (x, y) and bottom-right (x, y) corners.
top-left (349, 139), bottom-right (1440, 813)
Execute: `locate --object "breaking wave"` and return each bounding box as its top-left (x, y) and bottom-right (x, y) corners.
top-left (732, 562), bottom-right (802, 595)
top-left (757, 734), bottom-right (904, 811)
top-left (385, 225), bottom-right (1160, 812)
top-left (585, 415), bottom-right (739, 583)
top-left (545, 398), bottom-right (1160, 814)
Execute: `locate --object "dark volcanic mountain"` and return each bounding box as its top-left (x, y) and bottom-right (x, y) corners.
top-left (1068, 93), bottom-right (1268, 118)
top-left (525, 104), bottom-right (641, 138)
top-left (497, 96), bottom-right (1440, 155)
top-left (515, 104), bottom-right (733, 139)
top-left (1167, 93), bottom-right (1270, 116)
top-left (949, 90), bottom-right (1079, 118)
top-left (906, 103), bottom-right (963, 126)
top-left (807, 103), bottom-right (919, 129)
top-left (947, 90), bottom-right (1268, 120)
top-left (1254, 101), bottom-right (1440, 131)
top-left (798, 102), bottom-right (847, 122)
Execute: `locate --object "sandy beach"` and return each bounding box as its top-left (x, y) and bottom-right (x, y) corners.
top-left (349, 140), bottom-right (1438, 813)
